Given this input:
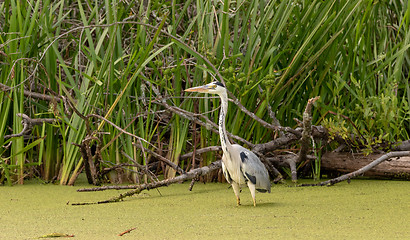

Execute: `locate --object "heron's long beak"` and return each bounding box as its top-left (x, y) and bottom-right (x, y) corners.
top-left (184, 85), bottom-right (210, 93)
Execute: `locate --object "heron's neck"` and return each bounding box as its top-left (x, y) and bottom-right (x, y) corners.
top-left (218, 91), bottom-right (232, 153)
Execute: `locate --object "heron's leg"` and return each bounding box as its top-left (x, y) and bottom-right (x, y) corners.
top-left (231, 182), bottom-right (241, 206)
top-left (247, 182), bottom-right (256, 207)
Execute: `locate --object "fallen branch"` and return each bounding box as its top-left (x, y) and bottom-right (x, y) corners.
top-left (4, 113), bottom-right (61, 139)
top-left (71, 161), bottom-right (222, 205)
top-left (300, 151), bottom-right (410, 186)
top-left (37, 233), bottom-right (74, 238)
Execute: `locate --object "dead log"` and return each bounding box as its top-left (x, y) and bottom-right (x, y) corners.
top-left (302, 151), bottom-right (410, 186)
top-left (321, 152), bottom-right (410, 179)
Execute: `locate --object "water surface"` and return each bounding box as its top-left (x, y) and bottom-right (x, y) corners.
top-left (1, 178), bottom-right (409, 239)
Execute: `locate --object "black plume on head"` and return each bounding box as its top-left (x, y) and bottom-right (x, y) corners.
top-left (214, 81), bottom-right (225, 88)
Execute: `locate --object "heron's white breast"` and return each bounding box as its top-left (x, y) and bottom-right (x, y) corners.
top-left (222, 153), bottom-right (246, 185)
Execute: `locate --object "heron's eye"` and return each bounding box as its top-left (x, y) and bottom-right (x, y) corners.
top-left (208, 84), bottom-right (217, 89)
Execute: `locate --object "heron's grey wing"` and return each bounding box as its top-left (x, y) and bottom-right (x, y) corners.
top-left (221, 161), bottom-right (232, 184)
top-left (234, 145), bottom-right (271, 193)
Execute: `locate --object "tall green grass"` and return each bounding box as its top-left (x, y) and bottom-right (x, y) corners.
top-left (0, 0), bottom-right (409, 184)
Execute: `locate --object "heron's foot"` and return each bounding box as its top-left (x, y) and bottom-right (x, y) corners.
top-left (252, 198), bottom-right (256, 207)
top-left (236, 198), bottom-right (241, 206)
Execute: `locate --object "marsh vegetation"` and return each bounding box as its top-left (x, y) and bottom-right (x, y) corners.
top-left (1, 0), bottom-right (409, 187)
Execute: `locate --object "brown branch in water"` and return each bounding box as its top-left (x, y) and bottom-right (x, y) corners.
top-left (72, 161), bottom-right (222, 205)
top-left (181, 146), bottom-right (223, 187)
top-left (37, 233), bottom-right (75, 238)
top-left (118, 227), bottom-right (137, 236)
top-left (300, 151), bottom-right (410, 186)
top-left (252, 125), bottom-right (327, 155)
top-left (188, 173), bottom-right (200, 191)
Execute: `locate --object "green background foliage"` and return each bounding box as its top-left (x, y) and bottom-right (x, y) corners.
top-left (0, 0), bottom-right (409, 185)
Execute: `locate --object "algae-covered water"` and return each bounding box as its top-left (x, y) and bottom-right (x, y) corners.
top-left (1, 177), bottom-right (409, 239)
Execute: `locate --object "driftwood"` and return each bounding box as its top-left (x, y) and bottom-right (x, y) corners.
top-left (71, 161), bottom-right (222, 205)
top-left (301, 151), bottom-right (410, 186)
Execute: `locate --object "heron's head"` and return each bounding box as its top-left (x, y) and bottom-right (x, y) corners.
top-left (184, 81), bottom-right (226, 95)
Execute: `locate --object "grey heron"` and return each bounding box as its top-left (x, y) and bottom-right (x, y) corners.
top-left (185, 81), bottom-right (271, 206)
